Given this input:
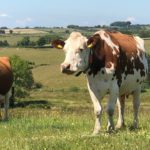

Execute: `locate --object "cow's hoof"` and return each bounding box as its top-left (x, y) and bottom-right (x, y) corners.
top-left (115, 123), bottom-right (126, 129)
top-left (107, 125), bottom-right (114, 132)
top-left (92, 130), bottom-right (100, 136)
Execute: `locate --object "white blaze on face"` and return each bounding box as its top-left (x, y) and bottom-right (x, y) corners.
top-left (61, 32), bottom-right (89, 72)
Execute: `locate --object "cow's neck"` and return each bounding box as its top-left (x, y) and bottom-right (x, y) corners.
top-left (87, 48), bottom-right (105, 76)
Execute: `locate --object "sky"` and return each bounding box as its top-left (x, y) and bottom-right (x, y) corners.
top-left (0, 0), bottom-right (150, 28)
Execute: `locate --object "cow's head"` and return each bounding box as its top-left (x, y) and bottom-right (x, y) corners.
top-left (52, 32), bottom-right (92, 75)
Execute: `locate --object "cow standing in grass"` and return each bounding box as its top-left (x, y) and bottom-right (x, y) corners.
top-left (0, 57), bottom-right (13, 120)
top-left (52, 30), bottom-right (148, 135)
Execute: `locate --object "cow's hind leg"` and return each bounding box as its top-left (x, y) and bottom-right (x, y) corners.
top-left (3, 89), bottom-right (12, 121)
top-left (0, 102), bottom-right (2, 120)
top-left (0, 95), bottom-right (5, 120)
top-left (132, 87), bottom-right (141, 129)
top-left (116, 96), bottom-right (126, 129)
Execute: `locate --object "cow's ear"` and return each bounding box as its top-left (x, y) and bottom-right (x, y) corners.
top-left (87, 34), bottom-right (100, 48)
top-left (52, 40), bottom-right (65, 49)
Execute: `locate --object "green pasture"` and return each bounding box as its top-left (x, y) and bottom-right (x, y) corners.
top-left (0, 35), bottom-right (149, 149)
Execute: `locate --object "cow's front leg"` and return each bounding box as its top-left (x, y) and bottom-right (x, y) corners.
top-left (116, 96), bottom-right (126, 129)
top-left (107, 83), bottom-right (119, 132)
top-left (87, 83), bottom-right (102, 135)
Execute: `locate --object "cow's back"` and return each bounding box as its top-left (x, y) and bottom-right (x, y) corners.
top-left (106, 31), bottom-right (148, 95)
top-left (0, 57), bottom-right (13, 95)
top-left (107, 31), bottom-right (140, 55)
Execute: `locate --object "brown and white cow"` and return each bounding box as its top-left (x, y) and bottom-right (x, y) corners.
top-left (0, 57), bottom-right (13, 120)
top-left (52, 30), bottom-right (148, 135)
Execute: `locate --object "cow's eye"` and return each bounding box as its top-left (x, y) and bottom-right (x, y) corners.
top-left (80, 49), bottom-right (83, 52)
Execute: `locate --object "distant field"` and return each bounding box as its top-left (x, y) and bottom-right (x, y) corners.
top-left (0, 47), bottom-right (86, 89)
top-left (5, 28), bottom-right (48, 34)
top-left (0, 33), bottom-right (149, 149)
top-left (0, 34), bottom-right (44, 46)
top-left (0, 28), bottom-right (68, 46)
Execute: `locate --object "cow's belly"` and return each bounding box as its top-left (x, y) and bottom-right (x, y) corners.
top-left (119, 73), bottom-right (144, 95)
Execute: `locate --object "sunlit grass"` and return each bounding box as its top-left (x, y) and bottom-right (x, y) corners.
top-left (0, 102), bottom-right (149, 150)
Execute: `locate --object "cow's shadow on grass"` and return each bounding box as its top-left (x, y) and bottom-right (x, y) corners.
top-left (13, 100), bottom-right (52, 109)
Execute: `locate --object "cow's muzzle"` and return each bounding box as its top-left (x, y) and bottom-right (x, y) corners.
top-left (61, 64), bottom-right (75, 75)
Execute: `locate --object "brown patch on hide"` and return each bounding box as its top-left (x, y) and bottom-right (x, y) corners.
top-left (87, 30), bottom-right (147, 87)
top-left (0, 57), bottom-right (13, 95)
top-left (87, 34), bottom-right (118, 76)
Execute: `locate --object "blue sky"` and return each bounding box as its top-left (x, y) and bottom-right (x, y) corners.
top-left (0, 0), bottom-right (149, 28)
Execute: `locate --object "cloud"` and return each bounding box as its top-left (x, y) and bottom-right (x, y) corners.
top-left (0, 13), bottom-right (9, 17)
top-left (16, 17), bottom-right (33, 26)
top-left (126, 17), bottom-right (136, 22)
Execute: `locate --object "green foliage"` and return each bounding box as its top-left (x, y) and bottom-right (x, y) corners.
top-left (9, 30), bottom-right (13, 34)
top-left (0, 26), bottom-right (8, 29)
top-left (17, 36), bottom-right (36, 47)
top-left (46, 34), bottom-right (63, 41)
top-left (10, 55), bottom-right (35, 98)
top-left (16, 34), bottom-right (63, 47)
top-left (0, 29), bottom-right (5, 34)
top-left (65, 30), bottom-right (70, 34)
top-left (139, 29), bottom-right (150, 38)
top-left (36, 34), bottom-right (63, 46)
top-left (0, 40), bottom-right (9, 47)
top-left (110, 21), bottom-right (131, 27)
top-left (67, 25), bottom-right (80, 29)
top-left (36, 36), bottom-right (47, 46)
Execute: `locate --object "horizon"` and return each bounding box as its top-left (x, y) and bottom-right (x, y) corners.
top-left (1, 22), bottom-right (150, 29)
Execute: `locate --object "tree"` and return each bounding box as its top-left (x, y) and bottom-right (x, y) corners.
top-left (65, 30), bottom-right (70, 34)
top-left (0, 40), bottom-right (9, 47)
top-left (0, 26), bottom-right (8, 29)
top-left (10, 55), bottom-right (35, 98)
top-left (94, 25), bottom-right (101, 28)
top-left (139, 29), bottom-right (150, 38)
top-left (36, 36), bottom-right (47, 46)
top-left (9, 30), bottom-right (13, 34)
top-left (110, 21), bottom-right (131, 27)
top-left (0, 30), bottom-right (5, 34)
top-left (67, 25), bottom-right (79, 29)
top-left (17, 36), bottom-right (30, 47)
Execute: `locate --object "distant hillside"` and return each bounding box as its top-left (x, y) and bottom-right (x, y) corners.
top-left (4, 29), bottom-right (48, 34)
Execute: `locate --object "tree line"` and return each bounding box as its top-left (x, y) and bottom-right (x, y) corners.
top-left (0, 34), bottom-right (62, 47)
top-left (67, 22), bottom-right (150, 38)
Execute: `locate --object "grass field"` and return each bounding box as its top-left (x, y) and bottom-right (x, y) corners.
top-left (0, 33), bottom-right (149, 149)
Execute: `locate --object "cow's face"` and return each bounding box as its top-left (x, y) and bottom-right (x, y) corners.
top-left (52, 32), bottom-right (90, 75)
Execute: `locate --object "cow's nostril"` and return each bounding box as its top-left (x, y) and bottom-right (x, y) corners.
top-left (66, 64), bottom-right (70, 70)
top-left (61, 64), bottom-right (71, 73)
top-left (61, 64), bottom-right (74, 74)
